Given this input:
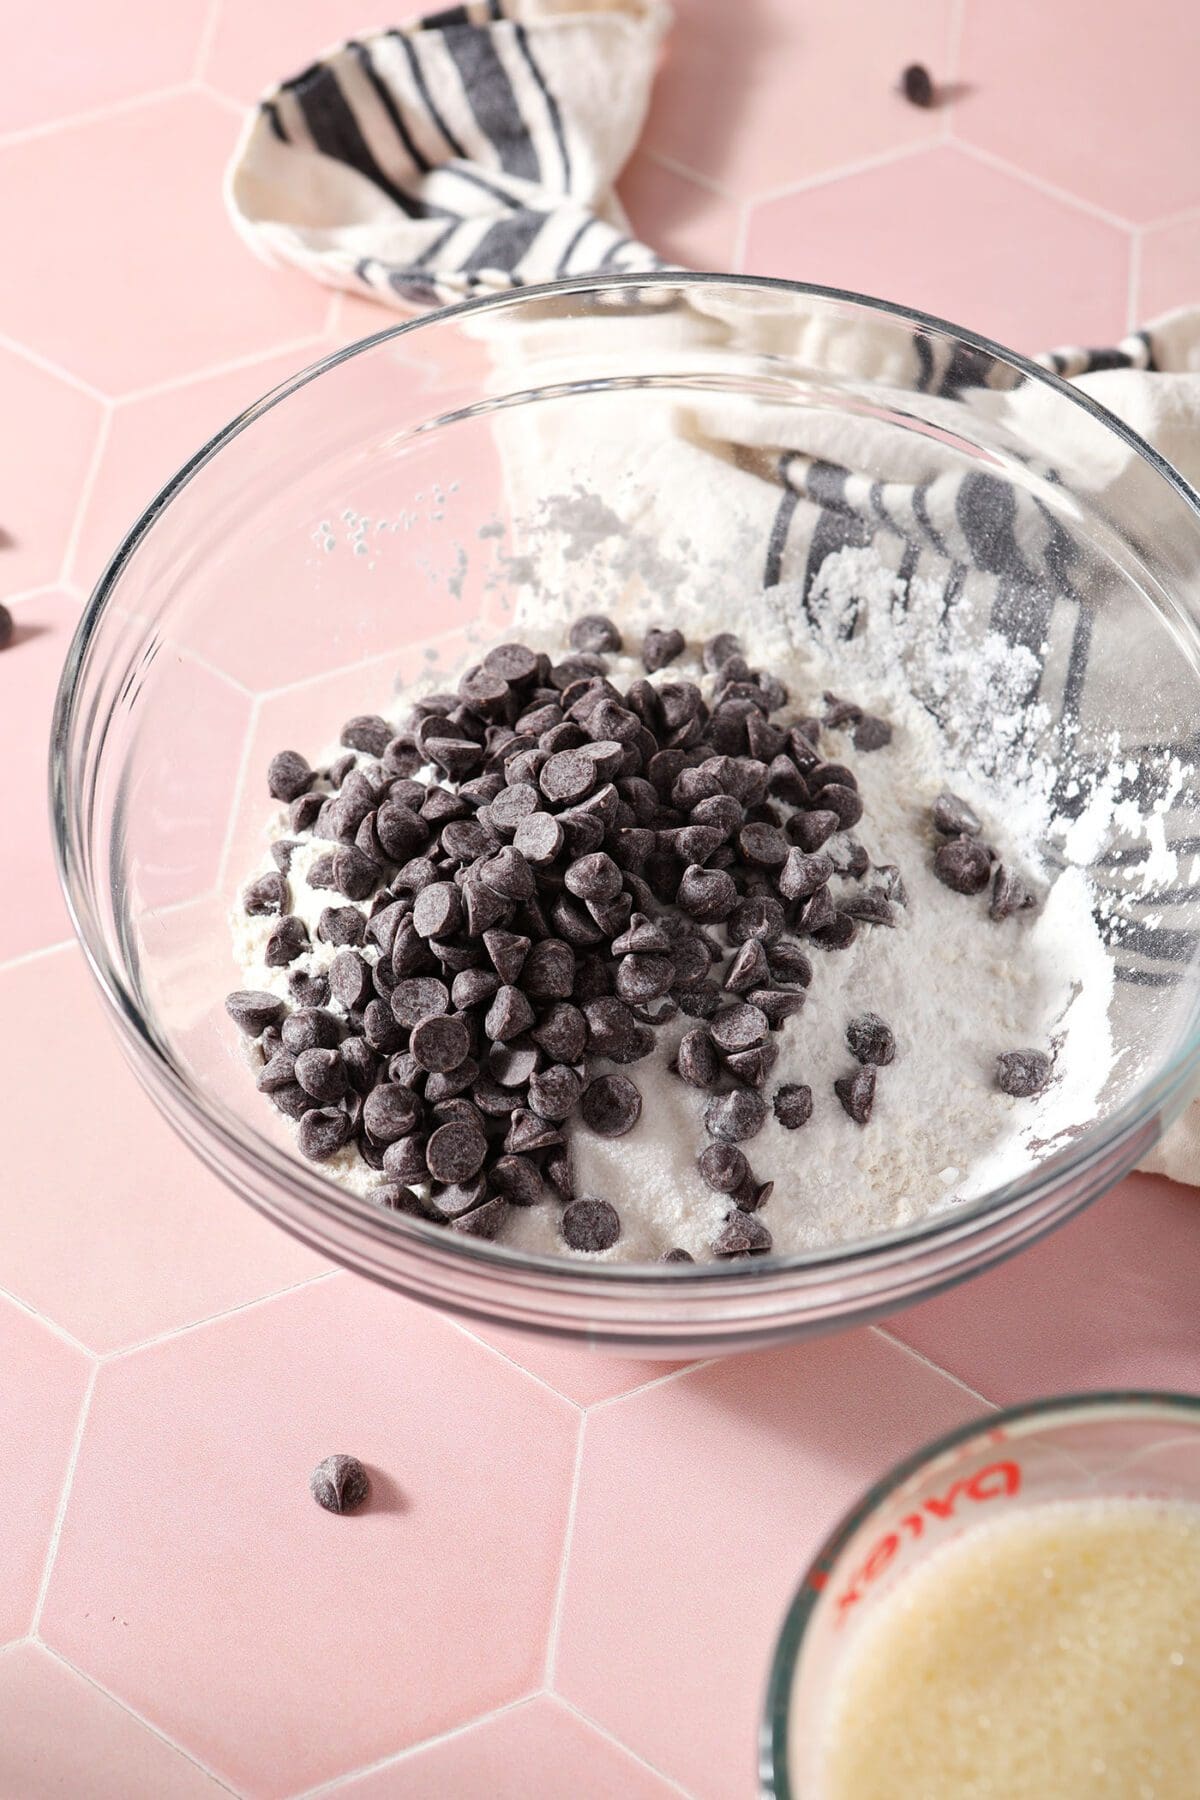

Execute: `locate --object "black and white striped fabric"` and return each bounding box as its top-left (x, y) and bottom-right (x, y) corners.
top-left (226, 0), bottom-right (669, 308)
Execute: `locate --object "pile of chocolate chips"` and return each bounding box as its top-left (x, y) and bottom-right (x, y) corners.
top-left (227, 618), bottom-right (903, 1261)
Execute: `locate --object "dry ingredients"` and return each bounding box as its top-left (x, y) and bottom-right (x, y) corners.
top-left (228, 606), bottom-right (1106, 1264)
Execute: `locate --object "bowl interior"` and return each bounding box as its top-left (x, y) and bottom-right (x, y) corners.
top-left (57, 277), bottom-right (1200, 1293)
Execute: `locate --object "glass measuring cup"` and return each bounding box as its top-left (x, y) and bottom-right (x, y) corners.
top-left (762, 1391), bottom-right (1200, 1797)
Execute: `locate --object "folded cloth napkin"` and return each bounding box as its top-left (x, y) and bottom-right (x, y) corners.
top-left (226, 6), bottom-right (1200, 1186)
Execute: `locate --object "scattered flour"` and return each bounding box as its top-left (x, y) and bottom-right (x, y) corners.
top-left (232, 538), bottom-right (1119, 1265)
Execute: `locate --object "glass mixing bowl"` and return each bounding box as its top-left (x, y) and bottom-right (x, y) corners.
top-left (52, 275), bottom-right (1200, 1356)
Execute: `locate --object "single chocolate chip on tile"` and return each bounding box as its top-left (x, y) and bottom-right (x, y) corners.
top-left (561, 1197), bottom-right (621, 1252)
top-left (995, 1049), bottom-right (1052, 1097)
top-left (932, 790), bottom-right (982, 836)
top-left (580, 1073), bottom-right (642, 1137)
top-left (225, 990), bottom-right (285, 1037)
top-left (704, 1088), bottom-right (767, 1143)
top-left (298, 1106), bottom-right (352, 1161)
top-left (834, 1066), bottom-right (876, 1125)
top-left (410, 1013), bottom-right (471, 1073)
top-left (846, 1012), bottom-right (896, 1066)
top-left (901, 61), bottom-right (935, 106)
top-left (990, 864), bottom-right (1038, 922)
top-left (268, 750), bottom-right (314, 802)
top-left (570, 614), bottom-right (622, 654)
top-left (310, 1453), bottom-right (370, 1513)
top-left (772, 1083), bottom-right (813, 1129)
top-left (362, 1082), bottom-right (422, 1143)
top-left (265, 915), bottom-right (310, 967)
top-left (712, 1211), bottom-right (772, 1257)
top-left (934, 835), bottom-right (992, 895)
top-left (642, 626), bottom-right (685, 672)
top-left (426, 1119), bottom-right (488, 1183)
top-left (698, 1142), bottom-right (749, 1193)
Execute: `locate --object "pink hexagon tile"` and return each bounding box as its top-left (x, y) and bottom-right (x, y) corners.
top-left (0, 0), bottom-right (207, 138)
top-left (0, 947), bottom-right (328, 1354)
top-left (0, 93), bottom-right (328, 396)
top-left (618, 152), bottom-right (741, 274)
top-left (644, 0), bottom-right (952, 201)
top-left (70, 346), bottom-right (329, 596)
top-left (0, 1299), bottom-right (91, 1644)
top-left (0, 349), bottom-right (104, 596)
top-left (888, 1171), bottom-right (1200, 1405)
top-left (0, 591), bottom-right (83, 961)
top-left (335, 1696), bottom-right (683, 1799)
top-left (459, 1321), bottom-right (695, 1409)
top-left (743, 144), bottom-right (1131, 352)
top-left (41, 1275), bottom-right (578, 1797)
top-left (956, 0), bottom-right (1200, 225)
top-left (1140, 216), bottom-right (1200, 323)
top-left (554, 1332), bottom-right (984, 1800)
top-left (0, 1644), bottom-right (224, 1799)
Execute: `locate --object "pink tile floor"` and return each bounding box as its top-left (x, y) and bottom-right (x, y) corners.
top-left (2, 0), bottom-right (1199, 1792)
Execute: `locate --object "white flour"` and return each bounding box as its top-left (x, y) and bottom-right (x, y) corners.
top-left (232, 543), bottom-right (1117, 1264)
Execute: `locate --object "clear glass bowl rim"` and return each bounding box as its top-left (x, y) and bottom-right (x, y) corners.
top-left (760, 1387), bottom-right (1200, 1799)
top-left (49, 271), bottom-right (1200, 1300)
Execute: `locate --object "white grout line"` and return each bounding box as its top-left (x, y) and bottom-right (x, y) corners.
top-left (113, 332), bottom-right (329, 409)
top-left (36, 1644), bottom-right (239, 1795)
top-left (177, 647), bottom-right (258, 701)
top-left (642, 147), bottom-right (740, 205)
top-left (0, 331), bottom-right (107, 406)
top-left (1126, 227), bottom-right (1143, 331)
top-left (194, 79), bottom-right (249, 122)
top-left (1137, 200), bottom-right (1200, 236)
top-left (60, 405), bottom-right (113, 592)
top-left (0, 938), bottom-right (76, 978)
top-left (290, 1694), bottom-right (540, 1797)
top-left (99, 1268), bottom-right (343, 1365)
top-left (0, 1281), bottom-right (95, 1360)
top-left (446, 1314), bottom-right (585, 1411)
top-left (953, 138), bottom-right (1136, 234)
top-left (551, 1694), bottom-right (696, 1798)
top-left (0, 84), bottom-right (193, 152)
top-left (871, 1325), bottom-right (999, 1412)
top-left (192, 0), bottom-right (226, 84)
top-left (543, 1414), bottom-right (586, 1686)
top-left (748, 138), bottom-right (935, 210)
top-left (30, 1363), bottom-right (98, 1632)
top-left (586, 1355), bottom-right (718, 1413)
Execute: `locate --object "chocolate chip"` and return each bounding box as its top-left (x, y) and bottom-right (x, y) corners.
top-left (675, 980), bottom-right (721, 1018)
top-left (340, 1036), bottom-right (378, 1093)
top-left (728, 896), bottom-right (785, 945)
top-left (243, 871), bottom-right (289, 917)
top-left (720, 938), bottom-right (767, 993)
top-left (256, 1049), bottom-right (297, 1093)
top-left (788, 809), bottom-right (839, 852)
top-left (290, 793), bottom-right (324, 834)
top-left (225, 990), bottom-right (285, 1037)
top-left (341, 715), bottom-right (392, 756)
top-left (478, 928), bottom-right (526, 985)
top-left (489, 1154), bottom-right (544, 1205)
top-left (453, 1197), bottom-right (509, 1239)
top-left (268, 750), bottom-right (314, 802)
top-left (332, 845), bottom-right (380, 903)
top-left (796, 885), bottom-right (837, 935)
top-left (528, 1064), bottom-right (583, 1120)
top-left (901, 61), bottom-right (935, 106)
top-left (319, 906), bottom-right (366, 948)
top-left (660, 1248), bottom-right (694, 1264)
top-left (813, 911), bottom-right (858, 950)
top-left (325, 949), bottom-right (369, 1012)
top-left (412, 880), bottom-right (463, 940)
top-left (677, 864), bottom-right (737, 921)
top-left (479, 846), bottom-right (536, 900)
top-left (747, 988), bottom-right (805, 1028)
top-left (382, 1136), bottom-right (429, 1183)
top-left (709, 1003), bottom-right (768, 1052)
top-left (426, 1119), bottom-right (488, 1182)
top-left (712, 1211), bottom-right (772, 1257)
top-left (561, 1197), bottom-right (621, 1251)
top-left (841, 890), bottom-right (896, 928)
top-left (363, 999), bottom-right (405, 1052)
top-left (391, 976), bottom-right (449, 1025)
top-left (697, 1145), bottom-right (748, 1198)
top-left (533, 1001), bottom-right (588, 1063)
top-left (298, 1106), bottom-right (352, 1160)
top-left (995, 1049), bottom-right (1052, 1097)
top-left (614, 954), bottom-right (675, 1004)
top-left (410, 1013), bottom-right (471, 1073)
top-left (569, 614), bottom-right (622, 654)
top-left (846, 1013), bottom-right (896, 1067)
top-left (724, 1043), bottom-right (778, 1087)
top-left (452, 967), bottom-right (500, 1010)
top-left (462, 879), bottom-right (511, 938)
top-left (362, 1082), bottom-right (421, 1143)
top-left (738, 821), bottom-right (788, 867)
top-left (932, 790), bottom-right (982, 836)
top-left (484, 984), bottom-right (536, 1042)
top-left (487, 1040), bottom-right (540, 1088)
top-left (504, 1108), bottom-right (563, 1154)
top-left (766, 941), bottom-right (812, 987)
top-left (702, 632), bottom-right (741, 672)
top-left (772, 1084), bottom-right (812, 1130)
top-left (580, 1073), bottom-right (642, 1137)
top-left (990, 864), bottom-right (1038, 922)
top-left (430, 1176), bottom-right (489, 1219)
top-left (522, 938), bottom-right (575, 999)
top-left (674, 1027), bottom-right (720, 1090)
top-left (282, 1007), bottom-right (340, 1054)
top-left (561, 852), bottom-right (620, 906)
top-left (425, 1059), bottom-right (480, 1102)
top-left (704, 1088), bottom-right (767, 1142)
top-left (817, 783), bottom-right (863, 830)
top-left (540, 749), bottom-right (598, 805)
top-left (853, 713), bottom-right (892, 751)
top-left (642, 626), bottom-right (685, 671)
top-left (483, 641), bottom-right (540, 684)
top-left (310, 1453), bottom-right (370, 1513)
top-left (778, 848), bottom-right (832, 902)
top-left (441, 817), bottom-right (498, 863)
top-left (293, 1047), bottom-right (348, 1103)
top-left (934, 835), bottom-right (992, 895)
top-left (265, 915), bottom-right (309, 966)
top-left (834, 1067), bottom-right (876, 1125)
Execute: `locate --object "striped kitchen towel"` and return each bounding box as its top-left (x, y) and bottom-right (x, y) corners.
top-left (226, 0), bottom-right (670, 309)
